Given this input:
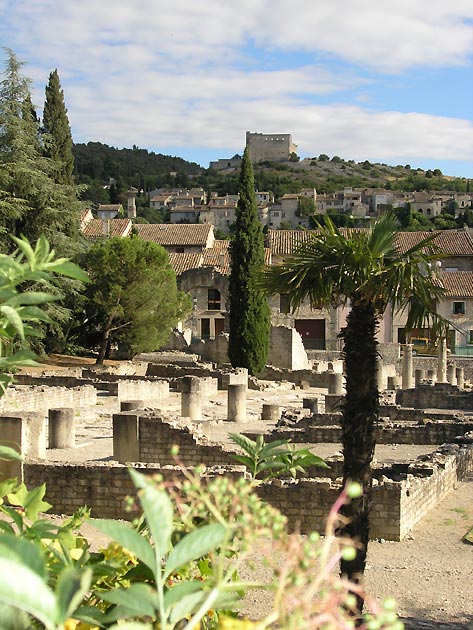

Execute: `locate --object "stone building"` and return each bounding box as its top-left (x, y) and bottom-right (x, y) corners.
top-left (246, 131), bottom-right (297, 163)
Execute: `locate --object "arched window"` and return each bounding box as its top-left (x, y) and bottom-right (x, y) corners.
top-left (208, 288), bottom-right (221, 310)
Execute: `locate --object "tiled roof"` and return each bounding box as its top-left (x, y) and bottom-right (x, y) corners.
top-left (82, 218), bottom-right (132, 239)
top-left (268, 228), bottom-right (473, 257)
top-left (266, 230), bottom-right (314, 255)
top-left (394, 230), bottom-right (473, 256)
top-left (440, 271), bottom-right (473, 297)
top-left (135, 223), bottom-right (213, 246)
top-left (168, 252), bottom-right (204, 276)
top-left (202, 240), bottom-right (231, 275)
top-left (97, 204), bottom-right (123, 211)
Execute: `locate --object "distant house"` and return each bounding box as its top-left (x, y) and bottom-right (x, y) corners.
top-left (82, 218), bottom-right (133, 240)
top-left (134, 223), bottom-right (215, 253)
top-left (97, 204), bottom-right (124, 220)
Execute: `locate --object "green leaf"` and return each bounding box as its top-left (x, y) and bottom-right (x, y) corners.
top-left (129, 468), bottom-right (173, 565)
top-left (90, 518), bottom-right (157, 573)
top-left (100, 583), bottom-right (157, 617)
top-left (48, 260), bottom-right (89, 282)
top-left (0, 446), bottom-right (22, 462)
top-left (0, 557), bottom-right (58, 628)
top-left (108, 623), bottom-right (152, 630)
top-left (73, 604), bottom-right (106, 626)
top-left (168, 589), bottom-right (208, 624)
top-left (0, 305), bottom-right (25, 339)
top-left (55, 567), bottom-right (93, 622)
top-left (164, 523), bottom-right (227, 578)
top-left (0, 535), bottom-right (46, 577)
top-left (22, 483), bottom-right (52, 520)
top-left (5, 292), bottom-right (56, 306)
top-left (163, 580), bottom-right (204, 609)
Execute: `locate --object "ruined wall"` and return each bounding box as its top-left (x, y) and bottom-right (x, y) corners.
top-left (396, 383), bottom-right (473, 411)
top-left (268, 422), bottom-right (473, 445)
top-left (267, 326), bottom-right (310, 370)
top-left (0, 385), bottom-right (97, 414)
top-left (22, 444), bottom-right (473, 540)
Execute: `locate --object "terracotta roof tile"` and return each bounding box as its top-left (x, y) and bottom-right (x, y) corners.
top-left (168, 252), bottom-right (204, 276)
top-left (82, 218), bottom-right (132, 239)
top-left (268, 228), bottom-right (473, 257)
top-left (394, 230), bottom-right (473, 256)
top-left (440, 271), bottom-right (473, 297)
top-left (135, 223), bottom-right (213, 246)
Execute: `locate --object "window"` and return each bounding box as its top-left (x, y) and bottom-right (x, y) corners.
top-left (208, 288), bottom-right (221, 310)
top-left (468, 330), bottom-right (473, 344)
top-left (452, 301), bottom-right (465, 315)
top-left (280, 294), bottom-right (290, 313)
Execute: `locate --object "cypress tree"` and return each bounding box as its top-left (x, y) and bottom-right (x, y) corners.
top-left (228, 147), bottom-right (270, 375)
top-left (42, 69), bottom-right (74, 185)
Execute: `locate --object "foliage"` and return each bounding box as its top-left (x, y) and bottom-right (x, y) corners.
top-left (76, 236), bottom-right (191, 363)
top-left (0, 49), bottom-right (82, 257)
top-left (228, 148), bottom-right (270, 375)
top-left (0, 466), bottom-right (403, 630)
top-left (42, 69), bottom-right (74, 185)
top-left (261, 212), bottom-right (449, 612)
top-left (0, 234), bottom-right (88, 393)
top-left (229, 433), bottom-right (328, 481)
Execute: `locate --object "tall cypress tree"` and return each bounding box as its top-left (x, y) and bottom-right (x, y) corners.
top-left (228, 147), bottom-right (270, 375)
top-left (42, 69), bottom-right (74, 185)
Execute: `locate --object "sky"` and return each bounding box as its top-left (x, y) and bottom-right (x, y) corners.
top-left (1, 0), bottom-right (472, 178)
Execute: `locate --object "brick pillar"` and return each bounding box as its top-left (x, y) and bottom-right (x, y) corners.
top-left (181, 376), bottom-right (202, 421)
top-left (437, 339), bottom-right (448, 383)
top-left (327, 371), bottom-right (343, 395)
top-left (455, 367), bottom-right (464, 389)
top-left (414, 369), bottom-right (426, 387)
top-left (0, 414), bottom-right (46, 480)
top-left (227, 384), bottom-right (247, 422)
top-left (402, 344), bottom-right (413, 389)
top-left (113, 412), bottom-right (140, 463)
top-left (446, 364), bottom-right (456, 386)
top-left (48, 408), bottom-right (75, 449)
top-left (261, 404), bottom-right (280, 422)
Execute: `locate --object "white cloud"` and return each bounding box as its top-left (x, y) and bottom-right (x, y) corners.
top-left (0, 0), bottom-right (472, 174)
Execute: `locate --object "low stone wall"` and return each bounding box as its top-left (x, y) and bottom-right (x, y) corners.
top-left (268, 422), bottom-right (473, 445)
top-left (115, 379), bottom-right (169, 402)
top-left (113, 413), bottom-right (237, 467)
top-left (396, 383), bottom-right (473, 411)
top-left (0, 385), bottom-right (97, 414)
top-left (22, 443), bottom-right (473, 540)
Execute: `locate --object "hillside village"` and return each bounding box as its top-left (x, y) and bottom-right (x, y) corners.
top-left (79, 132), bottom-right (473, 359)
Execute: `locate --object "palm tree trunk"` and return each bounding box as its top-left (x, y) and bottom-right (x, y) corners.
top-left (339, 300), bottom-right (379, 615)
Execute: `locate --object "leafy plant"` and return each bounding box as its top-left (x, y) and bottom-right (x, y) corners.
top-left (0, 234), bottom-right (88, 394)
top-left (229, 433), bottom-right (328, 481)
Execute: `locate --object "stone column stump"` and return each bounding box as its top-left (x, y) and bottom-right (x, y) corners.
top-left (227, 384), bottom-right (247, 423)
top-left (181, 376), bottom-right (202, 421)
top-left (48, 408), bottom-right (75, 449)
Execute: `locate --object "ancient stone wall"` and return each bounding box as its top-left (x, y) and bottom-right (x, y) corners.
top-left (22, 444), bottom-right (473, 540)
top-left (0, 385), bottom-right (97, 414)
top-left (396, 383), bottom-right (473, 411)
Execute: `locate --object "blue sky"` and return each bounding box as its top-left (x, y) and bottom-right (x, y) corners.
top-left (1, 0), bottom-right (472, 178)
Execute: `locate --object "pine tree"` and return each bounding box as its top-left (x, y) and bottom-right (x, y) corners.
top-left (0, 51), bottom-right (81, 256)
top-left (42, 69), bottom-right (74, 185)
top-left (228, 147), bottom-right (270, 375)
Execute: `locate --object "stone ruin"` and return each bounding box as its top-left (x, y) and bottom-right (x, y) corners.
top-left (0, 349), bottom-right (472, 541)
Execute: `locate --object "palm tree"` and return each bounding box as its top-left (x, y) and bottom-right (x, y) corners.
top-left (262, 213), bottom-right (448, 613)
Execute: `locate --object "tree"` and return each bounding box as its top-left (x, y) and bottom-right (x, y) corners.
top-left (261, 213), bottom-right (448, 613)
top-left (78, 236), bottom-right (191, 363)
top-left (42, 69), bottom-right (74, 185)
top-left (228, 148), bottom-right (270, 375)
top-left (0, 50), bottom-right (81, 257)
